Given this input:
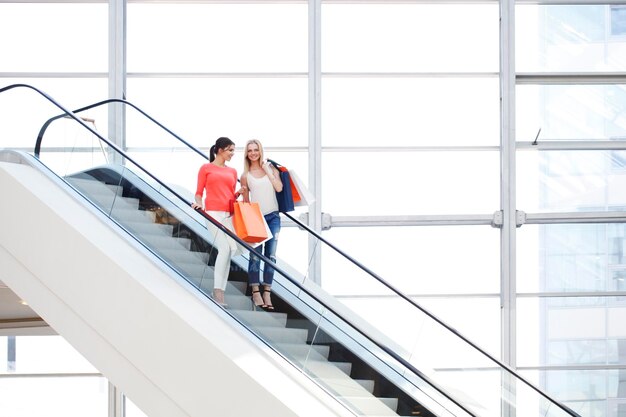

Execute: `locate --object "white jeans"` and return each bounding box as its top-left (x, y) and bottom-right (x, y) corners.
top-left (205, 210), bottom-right (239, 291)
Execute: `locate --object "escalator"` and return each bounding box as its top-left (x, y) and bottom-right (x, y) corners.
top-left (0, 83), bottom-right (582, 417)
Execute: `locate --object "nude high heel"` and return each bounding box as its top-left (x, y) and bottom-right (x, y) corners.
top-left (212, 289), bottom-right (228, 308)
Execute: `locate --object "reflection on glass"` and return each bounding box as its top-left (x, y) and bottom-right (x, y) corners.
top-left (517, 296), bottom-right (626, 368)
top-left (520, 369), bottom-right (620, 417)
top-left (517, 5), bottom-right (626, 73)
top-left (516, 84), bottom-right (626, 142)
top-left (518, 150), bottom-right (626, 213)
top-left (612, 6), bottom-right (626, 36)
top-left (323, 77), bottom-right (500, 147)
top-left (518, 224), bottom-right (626, 293)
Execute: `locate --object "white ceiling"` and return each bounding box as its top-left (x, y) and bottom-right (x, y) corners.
top-left (0, 279), bottom-right (48, 332)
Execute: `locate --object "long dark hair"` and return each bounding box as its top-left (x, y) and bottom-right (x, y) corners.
top-left (209, 137), bottom-right (235, 162)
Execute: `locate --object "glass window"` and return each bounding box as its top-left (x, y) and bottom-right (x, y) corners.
top-left (416, 297), bottom-right (502, 359)
top-left (127, 3), bottom-right (307, 73)
top-left (517, 150), bottom-right (626, 213)
top-left (611, 6), bottom-right (626, 36)
top-left (3, 336), bottom-right (97, 374)
top-left (322, 150), bottom-right (499, 216)
top-left (0, 79), bottom-right (107, 149)
top-left (126, 78), bottom-right (308, 148)
top-left (518, 297), bottom-right (626, 366)
top-left (517, 5), bottom-right (626, 72)
top-left (322, 3), bottom-right (499, 73)
top-left (0, 3), bottom-right (107, 72)
top-left (0, 376), bottom-right (107, 417)
top-left (322, 226), bottom-right (500, 295)
top-left (516, 84), bottom-right (626, 142)
top-left (518, 224), bottom-right (626, 293)
top-left (0, 337), bottom-right (8, 371)
top-left (519, 369), bottom-right (615, 417)
top-left (323, 77), bottom-right (500, 147)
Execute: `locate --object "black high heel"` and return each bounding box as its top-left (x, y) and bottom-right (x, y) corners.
top-left (262, 287), bottom-right (274, 311)
top-left (251, 288), bottom-right (267, 310)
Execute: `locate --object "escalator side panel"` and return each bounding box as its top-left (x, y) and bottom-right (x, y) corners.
top-left (0, 159), bottom-right (355, 417)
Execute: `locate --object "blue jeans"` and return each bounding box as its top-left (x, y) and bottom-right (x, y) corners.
top-left (248, 211), bottom-right (281, 286)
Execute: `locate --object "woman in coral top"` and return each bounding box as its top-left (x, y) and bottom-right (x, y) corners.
top-left (192, 137), bottom-right (242, 307)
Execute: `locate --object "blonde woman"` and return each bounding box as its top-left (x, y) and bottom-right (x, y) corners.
top-left (241, 139), bottom-right (282, 310)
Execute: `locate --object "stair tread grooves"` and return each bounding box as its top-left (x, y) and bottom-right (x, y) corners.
top-left (71, 176), bottom-right (402, 417)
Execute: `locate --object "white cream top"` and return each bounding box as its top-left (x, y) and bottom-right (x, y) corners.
top-left (246, 172), bottom-right (279, 215)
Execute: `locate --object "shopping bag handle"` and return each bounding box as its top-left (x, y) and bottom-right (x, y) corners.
top-left (266, 158), bottom-right (283, 169)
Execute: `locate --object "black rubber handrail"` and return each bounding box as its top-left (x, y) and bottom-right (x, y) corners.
top-left (34, 98), bottom-right (207, 160)
top-left (282, 211), bottom-right (581, 417)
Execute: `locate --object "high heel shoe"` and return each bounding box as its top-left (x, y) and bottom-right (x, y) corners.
top-left (212, 289), bottom-right (228, 309)
top-left (251, 288), bottom-right (267, 310)
top-left (262, 287), bottom-right (274, 311)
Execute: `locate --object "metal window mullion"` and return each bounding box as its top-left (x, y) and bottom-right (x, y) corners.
top-left (107, 5), bottom-right (126, 417)
top-left (524, 211), bottom-right (626, 224)
top-left (500, 0), bottom-right (517, 379)
top-left (308, 0), bottom-right (322, 285)
top-left (109, 0), bottom-right (126, 155)
top-left (517, 72), bottom-right (626, 84)
top-left (108, 383), bottom-right (124, 417)
top-left (328, 214), bottom-right (495, 227)
top-left (518, 141), bottom-right (626, 150)
top-left (515, 0), bottom-right (626, 4)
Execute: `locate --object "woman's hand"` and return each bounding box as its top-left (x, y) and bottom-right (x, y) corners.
top-left (262, 160), bottom-right (274, 177)
top-left (235, 186), bottom-right (247, 200)
top-left (191, 202), bottom-right (203, 210)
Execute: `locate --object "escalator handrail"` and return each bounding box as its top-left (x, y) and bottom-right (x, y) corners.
top-left (1, 85), bottom-right (219, 240)
top-left (282, 211), bottom-right (581, 417)
top-left (34, 97), bottom-right (207, 160)
top-left (2, 83), bottom-right (577, 417)
top-left (2, 82), bottom-right (475, 415)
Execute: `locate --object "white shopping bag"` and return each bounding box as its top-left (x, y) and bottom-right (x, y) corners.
top-left (288, 169), bottom-right (315, 207)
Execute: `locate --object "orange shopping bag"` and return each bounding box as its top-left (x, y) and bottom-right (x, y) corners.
top-left (232, 202), bottom-right (269, 243)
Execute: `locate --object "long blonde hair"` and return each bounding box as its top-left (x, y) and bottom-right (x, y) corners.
top-left (243, 139), bottom-right (265, 175)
